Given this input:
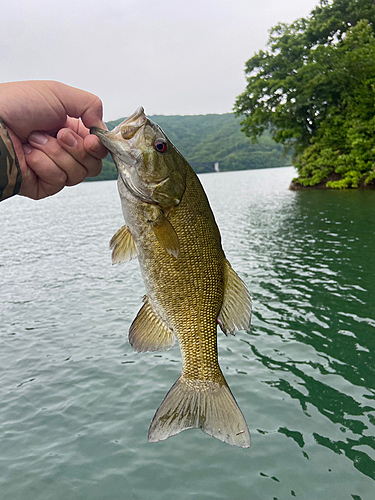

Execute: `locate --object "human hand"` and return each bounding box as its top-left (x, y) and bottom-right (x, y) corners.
top-left (0, 80), bottom-right (108, 199)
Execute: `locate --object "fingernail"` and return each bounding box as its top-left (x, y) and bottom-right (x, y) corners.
top-left (29, 132), bottom-right (48, 145)
top-left (89, 139), bottom-right (101, 153)
top-left (60, 130), bottom-right (78, 148)
top-left (23, 144), bottom-right (32, 155)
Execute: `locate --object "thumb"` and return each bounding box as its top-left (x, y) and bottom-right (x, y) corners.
top-left (49, 81), bottom-right (105, 129)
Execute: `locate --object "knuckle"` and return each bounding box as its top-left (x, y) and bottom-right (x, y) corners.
top-left (56, 168), bottom-right (68, 186)
top-left (88, 159), bottom-right (103, 178)
top-left (66, 167), bottom-right (87, 186)
top-left (92, 96), bottom-right (103, 116)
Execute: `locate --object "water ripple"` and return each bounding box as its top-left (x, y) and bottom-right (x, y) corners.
top-left (1, 170), bottom-right (375, 499)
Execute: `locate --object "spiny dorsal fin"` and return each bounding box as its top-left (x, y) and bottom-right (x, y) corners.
top-left (129, 296), bottom-right (175, 353)
top-left (109, 225), bottom-right (138, 264)
top-left (152, 211), bottom-right (180, 259)
top-left (217, 260), bottom-right (252, 336)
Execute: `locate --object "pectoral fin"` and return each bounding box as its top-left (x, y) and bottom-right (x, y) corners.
top-left (129, 296), bottom-right (175, 352)
top-left (109, 225), bottom-right (138, 264)
top-left (218, 260), bottom-right (252, 336)
top-left (152, 212), bottom-right (180, 259)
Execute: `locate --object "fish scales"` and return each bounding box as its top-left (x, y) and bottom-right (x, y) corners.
top-left (143, 168), bottom-right (224, 380)
top-left (91, 108), bottom-right (252, 448)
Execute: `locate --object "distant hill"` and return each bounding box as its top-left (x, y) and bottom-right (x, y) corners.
top-left (89, 113), bottom-right (291, 181)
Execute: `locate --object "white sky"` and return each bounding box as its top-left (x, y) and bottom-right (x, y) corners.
top-left (1, 0), bottom-right (318, 121)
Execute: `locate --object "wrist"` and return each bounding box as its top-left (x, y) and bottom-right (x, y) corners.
top-left (0, 117), bottom-right (22, 201)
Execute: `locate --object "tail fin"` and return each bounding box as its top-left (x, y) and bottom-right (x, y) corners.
top-left (148, 376), bottom-right (250, 448)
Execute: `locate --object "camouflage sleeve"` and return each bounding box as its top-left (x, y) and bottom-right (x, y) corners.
top-left (0, 118), bottom-right (22, 201)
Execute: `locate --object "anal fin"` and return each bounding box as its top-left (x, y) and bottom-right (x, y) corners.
top-left (110, 225), bottom-right (138, 264)
top-left (218, 260), bottom-right (252, 336)
top-left (129, 296), bottom-right (175, 352)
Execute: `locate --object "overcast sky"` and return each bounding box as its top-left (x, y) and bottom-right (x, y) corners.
top-left (2, 0), bottom-right (318, 121)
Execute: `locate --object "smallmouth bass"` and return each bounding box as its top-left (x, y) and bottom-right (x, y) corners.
top-left (91, 108), bottom-right (252, 448)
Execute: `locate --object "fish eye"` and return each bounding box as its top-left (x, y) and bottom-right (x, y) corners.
top-left (154, 140), bottom-right (167, 153)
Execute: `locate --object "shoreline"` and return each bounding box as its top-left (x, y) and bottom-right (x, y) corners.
top-left (290, 174), bottom-right (375, 191)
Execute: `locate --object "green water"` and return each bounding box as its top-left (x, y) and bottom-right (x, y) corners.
top-left (1, 167), bottom-right (374, 500)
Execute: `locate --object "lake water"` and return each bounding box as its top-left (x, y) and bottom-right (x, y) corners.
top-left (1, 167), bottom-right (374, 500)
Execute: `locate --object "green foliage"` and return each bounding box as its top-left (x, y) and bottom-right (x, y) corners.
top-left (234, 0), bottom-right (375, 189)
top-left (90, 114), bottom-right (291, 180)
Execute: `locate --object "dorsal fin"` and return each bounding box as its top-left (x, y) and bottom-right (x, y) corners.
top-left (129, 296), bottom-right (175, 352)
top-left (109, 225), bottom-right (138, 264)
top-left (217, 260), bottom-right (252, 336)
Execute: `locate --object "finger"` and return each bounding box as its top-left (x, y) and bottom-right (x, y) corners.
top-left (50, 81), bottom-right (105, 129)
top-left (0, 81), bottom-right (105, 142)
top-left (63, 116), bottom-right (82, 135)
top-left (83, 134), bottom-right (108, 160)
top-left (22, 144), bottom-right (67, 198)
top-left (62, 118), bottom-right (108, 159)
top-left (28, 131), bottom-right (93, 186)
top-left (64, 116), bottom-right (108, 144)
top-left (57, 129), bottom-right (104, 179)
top-left (64, 116), bottom-right (89, 137)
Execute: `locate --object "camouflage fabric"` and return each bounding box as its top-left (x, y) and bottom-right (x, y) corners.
top-left (0, 118), bottom-right (22, 201)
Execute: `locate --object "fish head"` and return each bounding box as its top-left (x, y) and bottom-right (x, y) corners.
top-left (91, 107), bottom-right (187, 208)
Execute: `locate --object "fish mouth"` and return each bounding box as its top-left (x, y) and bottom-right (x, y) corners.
top-left (122, 107), bottom-right (147, 129)
top-left (90, 106), bottom-right (147, 153)
top-left (90, 107), bottom-right (147, 176)
top-left (91, 108), bottom-right (165, 205)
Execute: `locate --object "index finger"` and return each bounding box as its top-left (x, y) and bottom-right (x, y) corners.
top-left (62, 118), bottom-right (108, 158)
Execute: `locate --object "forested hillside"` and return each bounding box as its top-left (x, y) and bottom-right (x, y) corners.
top-left (90, 113), bottom-right (291, 180)
top-left (235, 0), bottom-right (375, 189)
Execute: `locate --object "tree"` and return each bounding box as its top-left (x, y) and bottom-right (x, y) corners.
top-left (234, 0), bottom-right (375, 188)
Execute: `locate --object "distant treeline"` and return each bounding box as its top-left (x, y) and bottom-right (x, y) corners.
top-left (88, 113), bottom-right (291, 181)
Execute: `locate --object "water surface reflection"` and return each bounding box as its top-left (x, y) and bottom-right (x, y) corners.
top-left (217, 181), bottom-right (375, 482)
top-left (1, 168), bottom-right (374, 499)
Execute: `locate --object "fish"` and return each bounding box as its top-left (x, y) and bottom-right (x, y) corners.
top-left (91, 108), bottom-right (252, 448)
